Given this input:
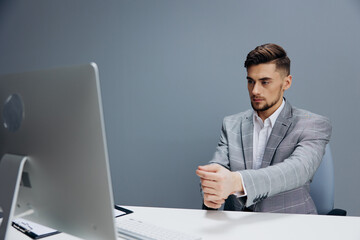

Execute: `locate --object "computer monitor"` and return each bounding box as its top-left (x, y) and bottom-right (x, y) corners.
top-left (0, 63), bottom-right (118, 240)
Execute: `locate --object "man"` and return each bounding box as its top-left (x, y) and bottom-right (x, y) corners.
top-left (196, 43), bottom-right (331, 214)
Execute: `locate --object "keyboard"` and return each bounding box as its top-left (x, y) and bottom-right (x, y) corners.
top-left (117, 218), bottom-right (202, 240)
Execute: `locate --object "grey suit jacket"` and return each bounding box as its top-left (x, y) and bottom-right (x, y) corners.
top-left (207, 101), bottom-right (332, 214)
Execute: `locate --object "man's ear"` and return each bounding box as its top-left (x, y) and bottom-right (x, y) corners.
top-left (283, 75), bottom-right (292, 91)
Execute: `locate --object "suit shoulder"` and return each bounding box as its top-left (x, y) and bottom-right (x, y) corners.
top-left (223, 109), bottom-right (253, 123)
top-left (292, 107), bottom-right (329, 120)
top-left (292, 107), bottom-right (331, 126)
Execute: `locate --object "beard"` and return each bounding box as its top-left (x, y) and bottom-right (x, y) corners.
top-left (251, 91), bottom-right (283, 113)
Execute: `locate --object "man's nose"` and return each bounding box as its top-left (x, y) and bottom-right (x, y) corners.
top-left (252, 82), bottom-right (261, 95)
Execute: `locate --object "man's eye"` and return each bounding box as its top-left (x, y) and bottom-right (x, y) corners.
top-left (262, 81), bottom-right (269, 85)
top-left (248, 80), bottom-right (254, 84)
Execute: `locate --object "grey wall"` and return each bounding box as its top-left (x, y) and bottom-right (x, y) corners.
top-left (1, 0), bottom-right (359, 216)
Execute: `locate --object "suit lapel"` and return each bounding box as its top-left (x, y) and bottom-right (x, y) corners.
top-left (241, 111), bottom-right (254, 169)
top-left (260, 101), bottom-right (293, 168)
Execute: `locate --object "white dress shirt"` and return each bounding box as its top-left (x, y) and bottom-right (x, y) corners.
top-left (252, 99), bottom-right (285, 169)
top-left (235, 99), bottom-right (285, 197)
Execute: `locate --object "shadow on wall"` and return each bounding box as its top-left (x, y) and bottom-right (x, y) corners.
top-left (0, 0), bottom-right (13, 29)
top-left (353, 0), bottom-right (360, 9)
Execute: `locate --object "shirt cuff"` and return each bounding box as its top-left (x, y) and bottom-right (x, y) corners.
top-left (233, 172), bottom-right (247, 197)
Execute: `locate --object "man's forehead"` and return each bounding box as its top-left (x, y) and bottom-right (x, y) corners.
top-left (247, 63), bottom-right (283, 79)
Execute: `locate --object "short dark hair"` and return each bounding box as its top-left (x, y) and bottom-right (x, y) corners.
top-left (244, 43), bottom-right (290, 76)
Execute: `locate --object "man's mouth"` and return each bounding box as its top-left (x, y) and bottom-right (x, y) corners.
top-left (252, 98), bottom-right (264, 102)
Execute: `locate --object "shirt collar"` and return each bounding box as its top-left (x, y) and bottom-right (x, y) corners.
top-left (253, 98), bottom-right (285, 128)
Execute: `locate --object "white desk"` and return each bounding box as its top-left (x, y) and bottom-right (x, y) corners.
top-left (6, 206), bottom-right (360, 240)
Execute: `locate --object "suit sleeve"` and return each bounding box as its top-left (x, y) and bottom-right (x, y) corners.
top-left (208, 119), bottom-right (231, 169)
top-left (206, 117), bottom-right (247, 210)
top-left (239, 115), bottom-right (332, 208)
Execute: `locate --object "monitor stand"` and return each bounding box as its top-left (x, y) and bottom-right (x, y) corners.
top-left (0, 154), bottom-right (28, 240)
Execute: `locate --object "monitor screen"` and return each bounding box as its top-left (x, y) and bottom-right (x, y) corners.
top-left (0, 63), bottom-right (117, 240)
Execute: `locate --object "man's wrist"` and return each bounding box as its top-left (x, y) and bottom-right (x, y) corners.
top-left (231, 172), bottom-right (244, 194)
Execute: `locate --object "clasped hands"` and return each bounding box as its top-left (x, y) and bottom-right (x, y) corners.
top-left (196, 164), bottom-right (243, 209)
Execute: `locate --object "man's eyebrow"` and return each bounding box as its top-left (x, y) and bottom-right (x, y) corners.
top-left (246, 76), bottom-right (272, 81)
